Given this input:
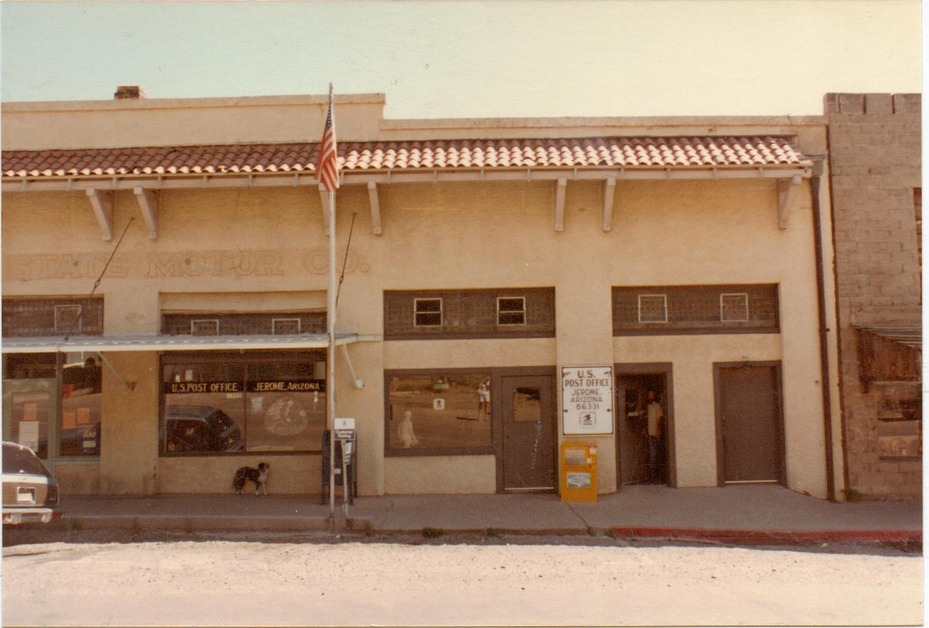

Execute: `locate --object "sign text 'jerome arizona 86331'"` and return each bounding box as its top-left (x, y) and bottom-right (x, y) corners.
top-left (561, 366), bottom-right (614, 435)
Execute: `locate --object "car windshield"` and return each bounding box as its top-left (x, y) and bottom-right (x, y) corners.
top-left (2, 443), bottom-right (50, 475)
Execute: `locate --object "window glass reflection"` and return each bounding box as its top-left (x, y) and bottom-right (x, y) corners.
top-left (60, 357), bottom-right (102, 456)
top-left (161, 354), bottom-right (325, 455)
top-left (387, 373), bottom-right (492, 451)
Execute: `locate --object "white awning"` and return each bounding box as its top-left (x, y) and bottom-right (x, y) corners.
top-left (0, 332), bottom-right (380, 354)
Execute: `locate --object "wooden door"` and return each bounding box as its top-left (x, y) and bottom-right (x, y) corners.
top-left (717, 364), bottom-right (784, 483)
top-left (500, 375), bottom-right (557, 491)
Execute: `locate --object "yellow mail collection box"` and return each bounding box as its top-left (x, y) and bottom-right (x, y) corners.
top-left (560, 441), bottom-right (598, 502)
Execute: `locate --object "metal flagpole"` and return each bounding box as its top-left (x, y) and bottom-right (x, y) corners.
top-left (327, 188), bottom-right (337, 519)
top-left (315, 82), bottom-right (339, 521)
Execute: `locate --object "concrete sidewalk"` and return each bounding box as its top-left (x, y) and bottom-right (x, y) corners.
top-left (19, 484), bottom-right (922, 545)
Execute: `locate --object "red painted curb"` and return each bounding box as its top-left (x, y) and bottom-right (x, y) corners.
top-left (612, 527), bottom-right (921, 544)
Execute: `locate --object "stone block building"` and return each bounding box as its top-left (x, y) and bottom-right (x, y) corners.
top-left (825, 93), bottom-right (922, 499)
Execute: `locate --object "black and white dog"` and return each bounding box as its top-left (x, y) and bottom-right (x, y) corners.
top-left (232, 462), bottom-right (270, 495)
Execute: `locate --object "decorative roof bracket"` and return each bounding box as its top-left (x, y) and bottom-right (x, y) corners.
top-left (602, 177), bottom-right (616, 232)
top-left (777, 175), bottom-right (802, 229)
top-left (367, 181), bottom-right (382, 235)
top-left (554, 178), bottom-right (567, 232)
top-left (133, 187), bottom-right (159, 240)
top-left (86, 188), bottom-right (113, 241)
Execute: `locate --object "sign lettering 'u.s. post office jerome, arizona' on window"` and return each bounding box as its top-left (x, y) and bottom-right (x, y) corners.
top-left (562, 367), bottom-right (614, 435)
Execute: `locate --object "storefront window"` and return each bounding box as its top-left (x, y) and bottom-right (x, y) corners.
top-left (4, 353), bottom-right (101, 458)
top-left (9, 390), bottom-right (52, 458)
top-left (60, 357), bottom-right (102, 456)
top-left (386, 372), bottom-right (493, 454)
top-left (161, 352), bottom-right (326, 455)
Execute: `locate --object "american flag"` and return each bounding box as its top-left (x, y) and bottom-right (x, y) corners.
top-left (316, 85), bottom-right (339, 192)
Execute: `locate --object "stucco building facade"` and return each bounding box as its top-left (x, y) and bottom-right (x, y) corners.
top-left (2, 91), bottom-right (846, 500)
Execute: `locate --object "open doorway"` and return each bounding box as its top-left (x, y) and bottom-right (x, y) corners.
top-left (616, 368), bottom-right (672, 486)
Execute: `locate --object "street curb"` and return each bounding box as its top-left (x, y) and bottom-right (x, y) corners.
top-left (65, 514), bottom-right (336, 533)
top-left (611, 526), bottom-right (922, 545)
top-left (28, 515), bottom-right (925, 548)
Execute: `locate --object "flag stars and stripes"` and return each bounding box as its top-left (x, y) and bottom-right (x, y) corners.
top-left (316, 88), bottom-right (340, 192)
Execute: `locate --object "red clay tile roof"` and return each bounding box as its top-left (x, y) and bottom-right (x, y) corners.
top-left (2, 136), bottom-right (805, 179)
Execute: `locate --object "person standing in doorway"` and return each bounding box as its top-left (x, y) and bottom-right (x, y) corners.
top-left (646, 390), bottom-right (664, 483)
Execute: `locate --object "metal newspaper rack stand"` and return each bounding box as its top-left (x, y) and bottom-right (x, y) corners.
top-left (321, 419), bottom-right (356, 507)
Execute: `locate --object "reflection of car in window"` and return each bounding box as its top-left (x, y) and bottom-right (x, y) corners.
top-left (38, 422), bottom-right (101, 458)
top-left (57, 359), bottom-right (103, 456)
top-left (57, 422), bottom-right (100, 456)
top-left (165, 405), bottom-right (244, 453)
top-left (2, 441), bottom-right (61, 525)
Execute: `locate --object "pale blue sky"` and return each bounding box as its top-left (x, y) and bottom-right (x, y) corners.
top-left (0, 1), bottom-right (921, 118)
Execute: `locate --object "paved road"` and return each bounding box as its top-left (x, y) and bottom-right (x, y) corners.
top-left (2, 537), bottom-right (922, 626)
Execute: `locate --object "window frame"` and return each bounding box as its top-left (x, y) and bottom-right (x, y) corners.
top-left (384, 368), bottom-right (496, 457)
top-left (159, 350), bottom-right (327, 457)
top-left (413, 298), bottom-right (443, 328)
top-left (638, 294), bottom-right (668, 323)
top-left (190, 319), bottom-right (220, 336)
top-left (720, 293), bottom-right (750, 322)
top-left (54, 304), bottom-right (83, 335)
top-left (272, 317), bottom-right (301, 335)
top-left (497, 296), bottom-right (527, 326)
top-left (3, 353), bottom-right (102, 460)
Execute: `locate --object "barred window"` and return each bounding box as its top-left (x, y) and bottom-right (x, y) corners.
top-left (2, 297), bottom-right (104, 337)
top-left (162, 312), bottom-right (326, 336)
top-left (613, 284), bottom-right (779, 335)
top-left (385, 288), bottom-right (555, 339)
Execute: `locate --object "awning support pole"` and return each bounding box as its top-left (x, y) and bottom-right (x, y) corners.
top-left (339, 344), bottom-right (364, 389)
top-left (93, 352), bottom-right (134, 392)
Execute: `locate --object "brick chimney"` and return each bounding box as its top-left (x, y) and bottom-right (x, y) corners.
top-left (114, 85), bottom-right (147, 99)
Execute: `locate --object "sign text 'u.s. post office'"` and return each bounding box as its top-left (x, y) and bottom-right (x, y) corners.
top-left (561, 366), bottom-right (614, 435)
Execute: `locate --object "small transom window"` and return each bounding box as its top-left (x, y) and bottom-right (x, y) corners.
top-left (638, 295), bottom-right (668, 323)
top-left (191, 319), bottom-right (220, 336)
top-left (720, 293), bottom-right (749, 322)
top-left (54, 304), bottom-right (83, 334)
top-left (414, 298), bottom-right (443, 327)
top-left (497, 297), bottom-right (526, 326)
top-left (272, 318), bottom-right (301, 335)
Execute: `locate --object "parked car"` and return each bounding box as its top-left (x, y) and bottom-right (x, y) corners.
top-left (2, 441), bottom-right (61, 525)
